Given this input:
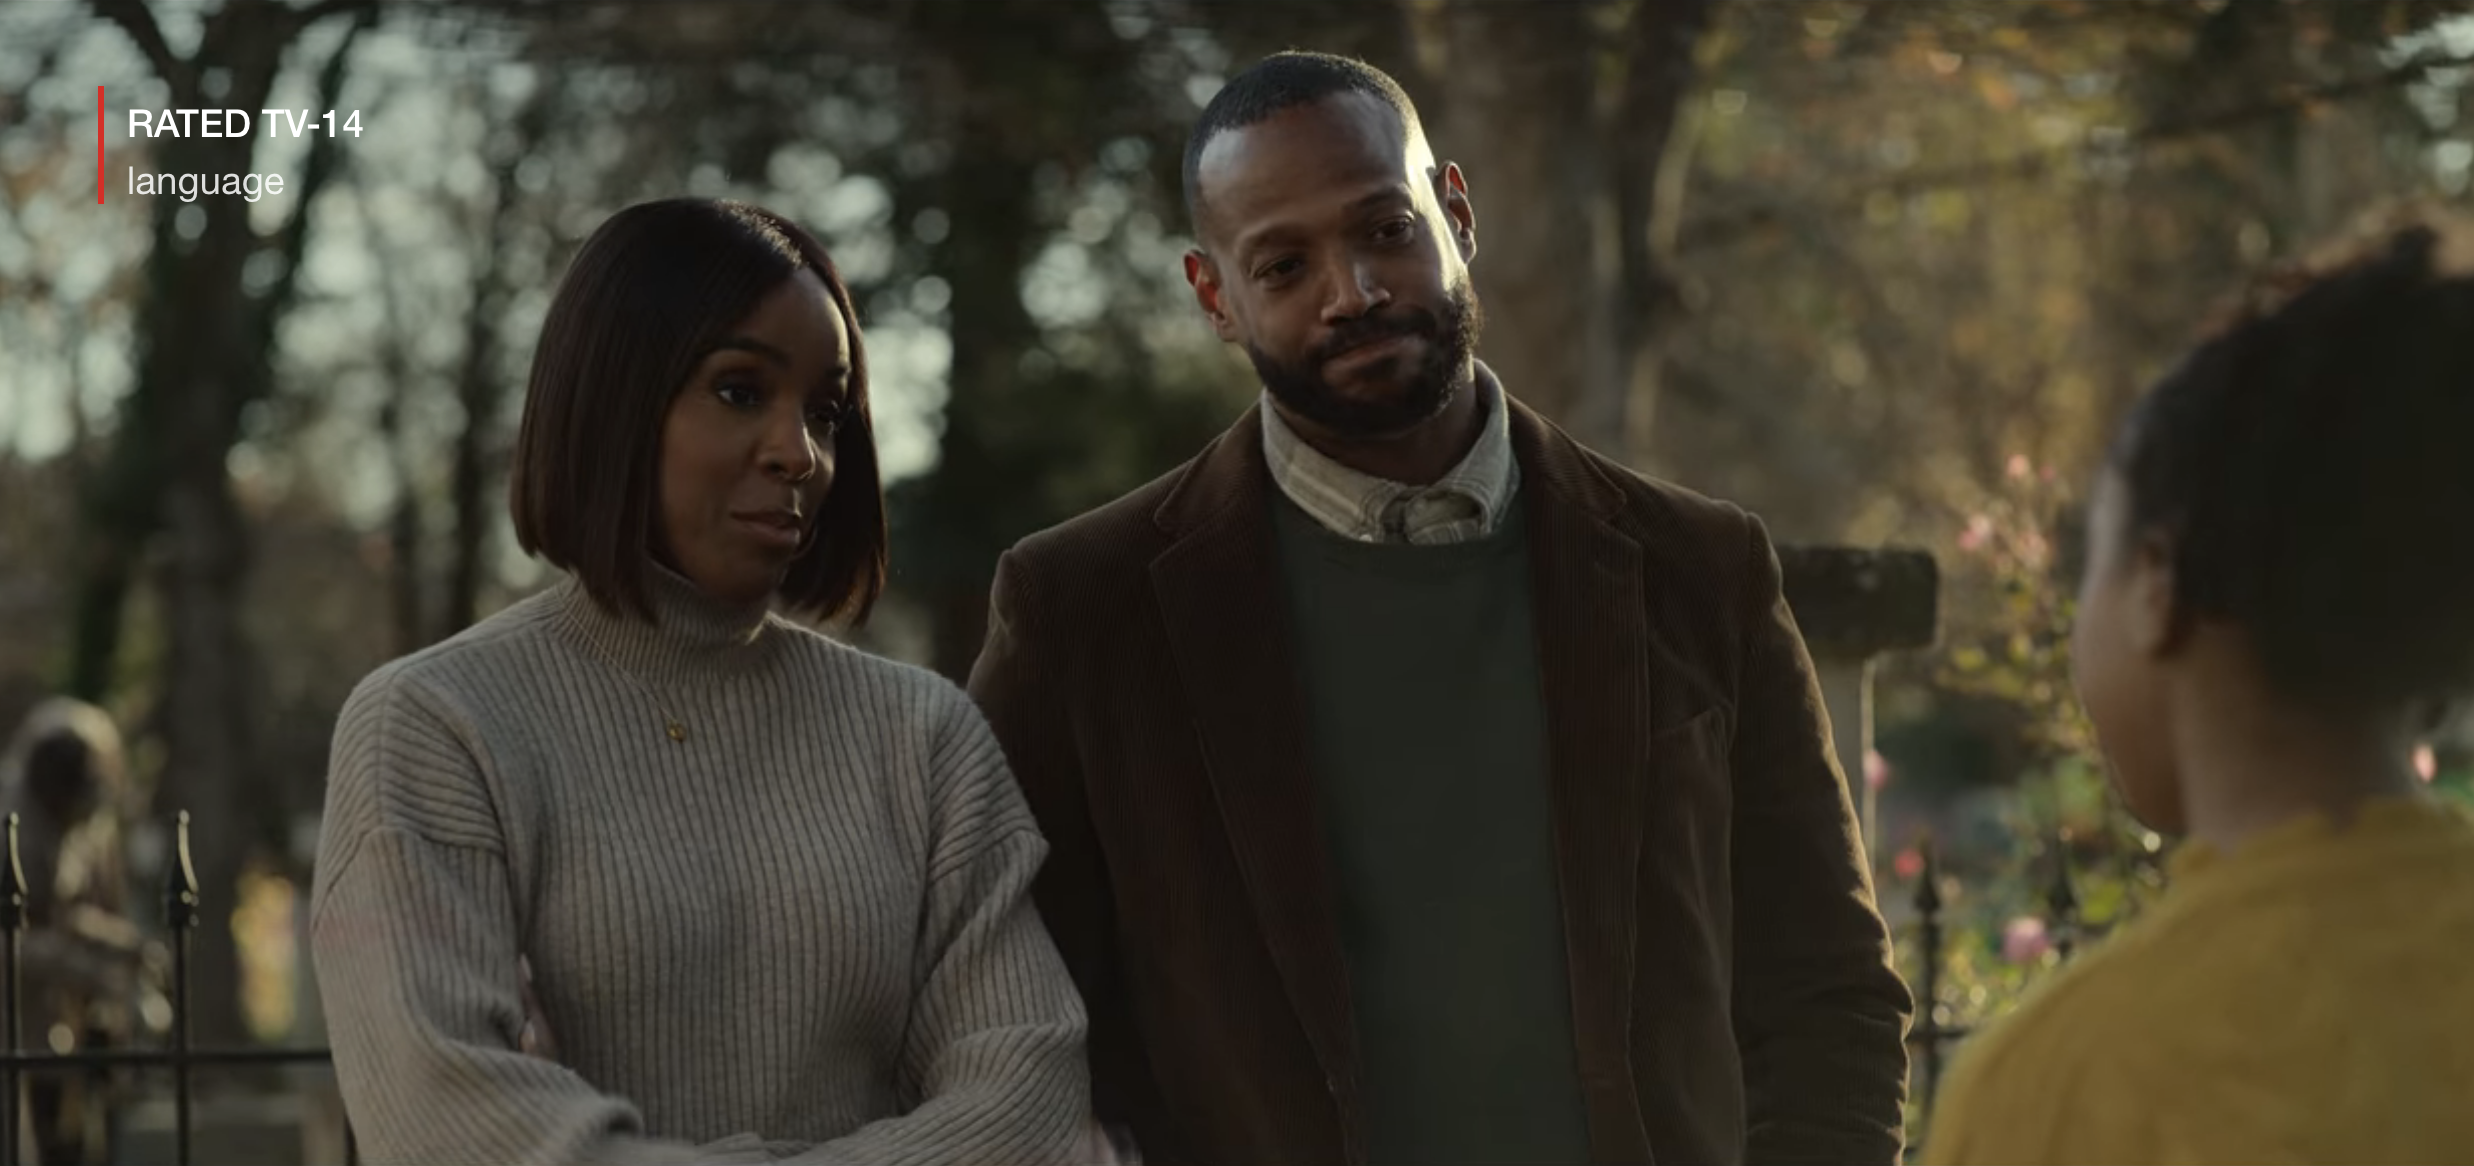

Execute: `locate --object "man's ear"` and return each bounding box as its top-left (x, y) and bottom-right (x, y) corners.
top-left (1184, 249), bottom-right (1239, 342)
top-left (1436, 161), bottom-right (1475, 264)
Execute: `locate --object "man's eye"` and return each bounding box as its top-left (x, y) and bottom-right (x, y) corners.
top-left (1375, 218), bottom-right (1415, 242)
top-left (1258, 258), bottom-right (1300, 281)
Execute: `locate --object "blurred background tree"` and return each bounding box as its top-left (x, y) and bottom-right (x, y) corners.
top-left (2, 0), bottom-right (2470, 1136)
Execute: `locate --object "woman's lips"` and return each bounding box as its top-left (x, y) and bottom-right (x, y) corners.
top-left (732, 511), bottom-right (803, 550)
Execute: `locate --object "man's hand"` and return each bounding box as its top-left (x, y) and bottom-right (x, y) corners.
top-left (517, 955), bottom-right (559, 1062)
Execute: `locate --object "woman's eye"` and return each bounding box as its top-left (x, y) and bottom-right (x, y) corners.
top-left (806, 401), bottom-right (845, 435)
top-left (715, 379), bottom-right (763, 409)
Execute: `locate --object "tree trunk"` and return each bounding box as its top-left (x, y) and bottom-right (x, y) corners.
top-left (155, 483), bottom-right (259, 1048)
top-left (382, 393), bottom-right (428, 658)
top-left (441, 88), bottom-right (551, 641)
top-left (898, 0), bottom-right (1129, 682)
top-left (1406, 0), bottom-right (1715, 463)
top-left (919, 143), bottom-right (1043, 682)
top-left (1415, 2), bottom-right (1613, 446)
top-left (75, 0), bottom-right (375, 1045)
top-left (1604, 0), bottom-right (1718, 459)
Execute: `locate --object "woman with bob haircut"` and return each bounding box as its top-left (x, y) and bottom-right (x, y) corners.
top-left (1923, 206), bottom-right (2474, 1164)
top-left (312, 198), bottom-right (1094, 1165)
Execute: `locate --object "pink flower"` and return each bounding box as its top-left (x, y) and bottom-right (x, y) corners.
top-left (2002, 916), bottom-right (2051, 964)
top-left (1959, 514), bottom-right (1994, 552)
top-left (2006, 454), bottom-right (2032, 481)
top-left (1864, 749), bottom-right (1892, 792)
top-left (2414, 744), bottom-right (2439, 784)
top-left (1893, 848), bottom-right (1924, 880)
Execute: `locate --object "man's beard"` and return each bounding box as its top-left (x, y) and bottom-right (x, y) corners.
top-left (1245, 277), bottom-right (1484, 441)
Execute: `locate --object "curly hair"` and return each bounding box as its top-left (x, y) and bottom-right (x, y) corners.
top-left (2108, 204), bottom-right (2474, 714)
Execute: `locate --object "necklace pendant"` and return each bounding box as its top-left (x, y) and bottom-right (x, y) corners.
top-left (664, 718), bottom-right (687, 743)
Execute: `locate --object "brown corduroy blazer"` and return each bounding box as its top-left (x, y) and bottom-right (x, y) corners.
top-left (967, 398), bottom-right (1912, 1166)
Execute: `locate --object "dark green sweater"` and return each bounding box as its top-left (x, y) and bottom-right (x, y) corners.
top-left (1271, 496), bottom-right (1593, 1166)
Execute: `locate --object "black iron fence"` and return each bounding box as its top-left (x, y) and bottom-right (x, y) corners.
top-left (0, 812), bottom-right (349, 1166)
top-left (0, 808), bottom-right (2089, 1165)
top-left (1902, 833), bottom-right (2094, 1149)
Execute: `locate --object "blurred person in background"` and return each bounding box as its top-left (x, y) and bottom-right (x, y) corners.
top-left (1925, 207), bottom-right (2474, 1164)
top-left (0, 697), bottom-right (146, 1166)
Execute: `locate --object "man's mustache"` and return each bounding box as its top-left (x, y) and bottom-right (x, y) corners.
top-left (1312, 308), bottom-right (1439, 363)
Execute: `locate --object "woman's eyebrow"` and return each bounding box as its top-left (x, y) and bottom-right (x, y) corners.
top-left (701, 337), bottom-right (792, 365)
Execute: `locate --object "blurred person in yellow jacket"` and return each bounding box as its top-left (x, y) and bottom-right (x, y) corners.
top-left (1924, 207), bottom-right (2474, 1165)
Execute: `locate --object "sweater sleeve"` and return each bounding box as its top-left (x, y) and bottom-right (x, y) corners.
top-left (784, 686), bottom-right (1092, 1165)
top-left (310, 669), bottom-right (784, 1166)
top-left (970, 548), bottom-right (1183, 1164)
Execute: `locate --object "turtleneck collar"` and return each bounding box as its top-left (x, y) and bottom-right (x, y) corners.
top-left (547, 561), bottom-right (785, 688)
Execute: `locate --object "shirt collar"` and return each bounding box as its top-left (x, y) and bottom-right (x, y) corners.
top-left (1258, 361), bottom-right (1520, 545)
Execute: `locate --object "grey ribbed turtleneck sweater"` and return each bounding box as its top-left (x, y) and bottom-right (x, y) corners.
top-left (310, 566), bottom-right (1090, 1165)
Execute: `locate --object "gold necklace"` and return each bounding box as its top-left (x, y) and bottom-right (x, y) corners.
top-left (572, 570), bottom-right (771, 746)
top-left (598, 659), bottom-right (707, 745)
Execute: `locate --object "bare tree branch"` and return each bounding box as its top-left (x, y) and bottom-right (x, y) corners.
top-left (292, 0), bottom-right (380, 27)
top-left (89, 0), bottom-right (190, 93)
top-left (0, 32), bottom-right (66, 136)
top-left (1680, 47), bottom-right (2474, 254)
top-left (262, 6), bottom-right (375, 278)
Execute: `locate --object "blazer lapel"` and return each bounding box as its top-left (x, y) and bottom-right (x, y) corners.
top-left (1513, 399), bottom-right (1657, 1162)
top-left (1148, 410), bottom-right (1361, 1110)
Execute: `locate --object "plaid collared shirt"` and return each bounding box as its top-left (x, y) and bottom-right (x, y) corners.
top-left (1259, 366), bottom-right (1521, 545)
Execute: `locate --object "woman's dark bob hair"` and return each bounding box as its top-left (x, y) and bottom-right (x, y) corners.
top-left (509, 198), bottom-right (885, 625)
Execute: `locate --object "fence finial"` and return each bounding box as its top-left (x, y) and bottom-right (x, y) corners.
top-left (2046, 826), bottom-right (2081, 960)
top-left (2, 813), bottom-right (23, 934)
top-left (2, 812), bottom-right (18, 1166)
top-left (1913, 832), bottom-right (1943, 914)
top-left (167, 810), bottom-right (198, 1166)
top-left (168, 810), bottom-right (198, 932)
top-left (1911, 832), bottom-right (1949, 1131)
